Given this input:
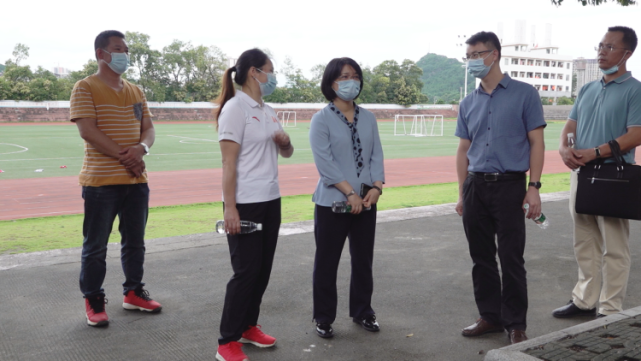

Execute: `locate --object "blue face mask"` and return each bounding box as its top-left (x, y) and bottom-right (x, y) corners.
top-left (467, 52), bottom-right (494, 79)
top-left (601, 51), bottom-right (628, 75)
top-left (254, 69), bottom-right (278, 97)
top-left (103, 50), bottom-right (130, 75)
top-left (334, 80), bottom-right (360, 101)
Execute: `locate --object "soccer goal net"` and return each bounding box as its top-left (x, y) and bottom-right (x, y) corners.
top-left (393, 114), bottom-right (443, 137)
top-left (277, 111), bottom-right (297, 127)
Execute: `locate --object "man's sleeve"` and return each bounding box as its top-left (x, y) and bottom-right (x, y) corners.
top-left (69, 81), bottom-right (96, 121)
top-left (568, 84), bottom-right (587, 122)
top-left (523, 86), bottom-right (547, 132)
top-left (142, 92), bottom-right (153, 119)
top-left (626, 86), bottom-right (641, 128)
top-left (454, 102), bottom-right (470, 140)
top-left (217, 102), bottom-right (246, 144)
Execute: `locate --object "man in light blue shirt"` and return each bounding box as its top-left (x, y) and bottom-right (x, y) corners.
top-left (455, 31), bottom-right (546, 346)
top-left (553, 26), bottom-right (641, 319)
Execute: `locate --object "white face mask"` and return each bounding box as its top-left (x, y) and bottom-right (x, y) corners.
top-left (102, 50), bottom-right (130, 74)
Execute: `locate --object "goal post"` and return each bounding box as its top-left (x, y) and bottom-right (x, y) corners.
top-left (277, 111), bottom-right (297, 127)
top-left (394, 114), bottom-right (443, 137)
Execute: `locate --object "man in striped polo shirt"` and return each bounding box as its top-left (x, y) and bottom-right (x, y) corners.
top-left (70, 30), bottom-right (162, 327)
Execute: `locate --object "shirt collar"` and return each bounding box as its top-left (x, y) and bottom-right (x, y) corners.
top-left (475, 73), bottom-right (512, 94)
top-left (237, 90), bottom-right (263, 108)
top-left (601, 71), bottom-right (633, 85)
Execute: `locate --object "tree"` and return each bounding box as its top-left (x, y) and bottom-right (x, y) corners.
top-left (11, 43), bottom-right (29, 66)
top-left (552, 0), bottom-right (634, 5)
top-left (126, 31), bottom-right (165, 101)
top-left (265, 58), bottom-right (324, 103)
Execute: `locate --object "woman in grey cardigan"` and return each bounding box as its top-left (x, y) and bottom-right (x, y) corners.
top-left (309, 57), bottom-right (385, 339)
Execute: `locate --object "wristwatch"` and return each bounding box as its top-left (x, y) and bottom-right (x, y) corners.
top-left (595, 146), bottom-right (601, 158)
top-left (140, 142), bottom-right (150, 155)
top-left (346, 189), bottom-right (356, 197)
top-left (372, 185), bottom-right (383, 195)
top-left (528, 181), bottom-right (542, 189)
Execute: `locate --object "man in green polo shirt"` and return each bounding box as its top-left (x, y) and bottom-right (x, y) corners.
top-left (553, 26), bottom-right (641, 319)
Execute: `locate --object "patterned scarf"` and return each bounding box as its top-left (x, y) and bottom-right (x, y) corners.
top-left (329, 102), bottom-right (364, 177)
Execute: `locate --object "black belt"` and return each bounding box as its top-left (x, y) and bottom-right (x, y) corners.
top-left (468, 172), bottom-right (526, 181)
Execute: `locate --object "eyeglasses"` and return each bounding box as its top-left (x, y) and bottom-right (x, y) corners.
top-left (595, 44), bottom-right (628, 52)
top-left (464, 50), bottom-right (493, 61)
top-left (338, 74), bottom-right (361, 81)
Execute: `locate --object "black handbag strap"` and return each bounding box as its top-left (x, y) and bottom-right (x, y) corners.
top-left (608, 140), bottom-right (626, 169)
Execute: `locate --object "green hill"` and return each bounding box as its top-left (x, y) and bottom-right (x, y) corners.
top-left (0, 64), bottom-right (5, 73)
top-left (416, 53), bottom-right (476, 104)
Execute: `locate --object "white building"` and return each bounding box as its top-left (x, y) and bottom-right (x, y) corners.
top-left (494, 21), bottom-right (573, 100)
top-left (52, 66), bottom-right (70, 79)
top-left (573, 57), bottom-right (600, 96)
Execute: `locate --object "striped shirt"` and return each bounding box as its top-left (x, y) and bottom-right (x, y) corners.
top-left (69, 75), bottom-right (152, 186)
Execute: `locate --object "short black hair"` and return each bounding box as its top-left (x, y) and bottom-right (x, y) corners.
top-left (94, 30), bottom-right (125, 55)
top-left (608, 26), bottom-right (637, 53)
top-left (466, 31), bottom-right (502, 60)
top-left (321, 57), bottom-right (364, 102)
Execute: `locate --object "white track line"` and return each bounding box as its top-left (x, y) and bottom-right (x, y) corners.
top-left (0, 143), bottom-right (29, 155)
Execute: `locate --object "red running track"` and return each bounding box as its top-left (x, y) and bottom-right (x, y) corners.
top-left (0, 150), bottom-right (573, 220)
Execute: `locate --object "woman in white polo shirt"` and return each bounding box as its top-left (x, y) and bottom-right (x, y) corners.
top-left (214, 48), bottom-right (294, 361)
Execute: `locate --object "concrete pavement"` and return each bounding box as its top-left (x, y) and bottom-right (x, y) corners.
top-left (2, 193), bottom-right (641, 361)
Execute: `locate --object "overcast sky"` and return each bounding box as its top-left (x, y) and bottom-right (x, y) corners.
top-left (2, 0), bottom-right (641, 79)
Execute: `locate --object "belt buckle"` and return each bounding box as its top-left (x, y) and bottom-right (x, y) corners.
top-left (484, 173), bottom-right (499, 182)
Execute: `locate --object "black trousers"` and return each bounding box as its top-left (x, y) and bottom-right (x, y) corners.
top-left (219, 198), bottom-right (281, 345)
top-left (462, 175), bottom-right (527, 331)
top-left (313, 204), bottom-right (377, 324)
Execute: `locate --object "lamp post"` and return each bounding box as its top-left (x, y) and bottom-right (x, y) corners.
top-left (457, 35), bottom-right (468, 99)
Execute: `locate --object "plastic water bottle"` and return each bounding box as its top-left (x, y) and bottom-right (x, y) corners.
top-left (332, 201), bottom-right (371, 213)
top-left (567, 133), bottom-right (576, 149)
top-left (215, 220), bottom-right (262, 234)
top-left (523, 204), bottom-right (549, 230)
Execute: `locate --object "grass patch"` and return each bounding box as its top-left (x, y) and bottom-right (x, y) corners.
top-left (0, 172), bottom-right (571, 255)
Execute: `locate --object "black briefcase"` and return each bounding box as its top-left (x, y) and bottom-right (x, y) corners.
top-left (575, 140), bottom-right (641, 220)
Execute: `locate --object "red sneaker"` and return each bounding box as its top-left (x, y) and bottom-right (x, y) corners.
top-left (85, 295), bottom-right (108, 327)
top-left (240, 325), bottom-right (276, 348)
top-left (122, 289), bottom-right (162, 313)
top-left (216, 341), bottom-right (248, 361)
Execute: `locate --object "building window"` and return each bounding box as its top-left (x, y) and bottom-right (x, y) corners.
top-left (512, 58), bottom-right (519, 65)
top-left (515, 46), bottom-right (519, 51)
top-left (559, 74), bottom-right (564, 80)
top-left (551, 61), bottom-right (557, 67)
top-left (511, 71), bottom-right (518, 77)
top-left (535, 72), bottom-right (541, 78)
top-left (558, 85), bottom-right (564, 92)
top-left (535, 85), bottom-right (541, 90)
top-left (505, 58), bottom-right (510, 65)
top-left (536, 60), bottom-right (542, 66)
top-left (527, 72), bottom-right (533, 78)
top-left (551, 74), bottom-right (556, 79)
top-left (567, 63), bottom-right (570, 69)
top-left (520, 59), bottom-right (526, 65)
top-left (542, 85), bottom-right (549, 91)
top-left (551, 85), bottom-right (556, 91)
top-left (543, 73), bottom-right (549, 79)
top-left (527, 59), bottom-right (534, 66)
top-left (520, 72), bottom-right (526, 77)
top-left (566, 86), bottom-right (570, 91)
top-left (544, 61), bottom-right (550, 67)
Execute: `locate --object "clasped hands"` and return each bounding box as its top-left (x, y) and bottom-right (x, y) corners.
top-left (346, 189), bottom-right (380, 215)
top-left (119, 144), bottom-right (146, 178)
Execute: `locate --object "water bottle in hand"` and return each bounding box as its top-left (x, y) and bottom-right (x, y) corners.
top-left (215, 220), bottom-right (262, 234)
top-left (332, 201), bottom-right (371, 213)
top-left (567, 133), bottom-right (575, 149)
top-left (523, 204), bottom-right (549, 230)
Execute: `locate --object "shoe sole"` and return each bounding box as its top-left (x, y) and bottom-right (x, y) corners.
top-left (215, 351), bottom-right (248, 361)
top-left (122, 303), bottom-right (162, 313)
top-left (86, 316), bottom-right (109, 327)
top-left (239, 337), bottom-right (276, 348)
top-left (461, 328), bottom-right (504, 337)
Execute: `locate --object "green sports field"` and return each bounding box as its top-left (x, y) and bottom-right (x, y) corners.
top-left (0, 120), bottom-right (565, 179)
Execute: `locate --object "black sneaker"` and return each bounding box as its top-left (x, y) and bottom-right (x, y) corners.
top-left (316, 323), bottom-right (334, 338)
top-left (353, 314), bottom-right (380, 332)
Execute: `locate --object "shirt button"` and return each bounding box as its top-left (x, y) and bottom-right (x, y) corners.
top-left (488, 127), bottom-right (490, 130)
top-left (489, 111), bottom-right (492, 114)
top-left (486, 144), bottom-right (489, 146)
